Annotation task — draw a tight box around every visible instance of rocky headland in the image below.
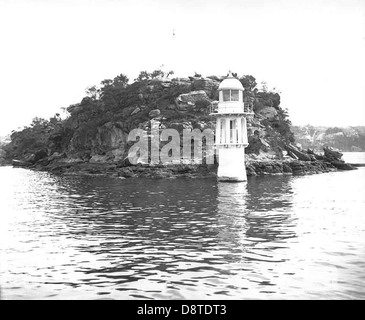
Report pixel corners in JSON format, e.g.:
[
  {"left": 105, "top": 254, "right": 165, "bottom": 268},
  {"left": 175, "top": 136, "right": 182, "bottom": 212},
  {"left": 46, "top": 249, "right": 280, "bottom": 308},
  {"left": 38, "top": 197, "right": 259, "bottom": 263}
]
[
  {"left": 9, "top": 144, "right": 354, "bottom": 179},
  {"left": 2, "top": 70, "right": 357, "bottom": 177}
]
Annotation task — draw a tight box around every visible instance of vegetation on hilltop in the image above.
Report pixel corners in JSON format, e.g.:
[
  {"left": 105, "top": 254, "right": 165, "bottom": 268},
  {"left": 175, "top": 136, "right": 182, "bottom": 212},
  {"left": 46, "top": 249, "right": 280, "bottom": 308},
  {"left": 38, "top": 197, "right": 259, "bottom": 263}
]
[{"left": 4, "top": 69, "right": 295, "bottom": 164}]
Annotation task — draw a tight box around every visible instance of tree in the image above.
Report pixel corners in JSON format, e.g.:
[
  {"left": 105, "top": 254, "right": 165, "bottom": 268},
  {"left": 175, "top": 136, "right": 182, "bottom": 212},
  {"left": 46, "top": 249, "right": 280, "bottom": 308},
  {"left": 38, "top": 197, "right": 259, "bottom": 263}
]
[
  {"left": 98, "top": 73, "right": 129, "bottom": 108},
  {"left": 100, "top": 79, "right": 113, "bottom": 87},
  {"left": 135, "top": 71, "right": 150, "bottom": 82},
  {"left": 166, "top": 70, "right": 174, "bottom": 78},
  {"left": 239, "top": 75, "right": 257, "bottom": 91},
  {"left": 150, "top": 69, "right": 165, "bottom": 79},
  {"left": 134, "top": 69, "right": 172, "bottom": 82},
  {"left": 112, "top": 73, "right": 129, "bottom": 87},
  {"left": 30, "top": 117, "right": 49, "bottom": 128},
  {"left": 85, "top": 85, "right": 100, "bottom": 100}
]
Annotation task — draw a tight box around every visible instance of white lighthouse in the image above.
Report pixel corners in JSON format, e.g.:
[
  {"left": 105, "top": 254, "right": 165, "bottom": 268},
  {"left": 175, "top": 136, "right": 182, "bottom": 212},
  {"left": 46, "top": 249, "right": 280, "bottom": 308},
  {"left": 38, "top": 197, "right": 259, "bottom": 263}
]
[{"left": 211, "top": 73, "right": 254, "bottom": 181}]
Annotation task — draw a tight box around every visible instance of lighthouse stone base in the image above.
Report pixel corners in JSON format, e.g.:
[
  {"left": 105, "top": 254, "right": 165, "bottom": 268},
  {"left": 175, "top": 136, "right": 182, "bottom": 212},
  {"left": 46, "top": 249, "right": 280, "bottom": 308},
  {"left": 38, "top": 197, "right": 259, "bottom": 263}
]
[{"left": 217, "top": 148, "right": 247, "bottom": 182}]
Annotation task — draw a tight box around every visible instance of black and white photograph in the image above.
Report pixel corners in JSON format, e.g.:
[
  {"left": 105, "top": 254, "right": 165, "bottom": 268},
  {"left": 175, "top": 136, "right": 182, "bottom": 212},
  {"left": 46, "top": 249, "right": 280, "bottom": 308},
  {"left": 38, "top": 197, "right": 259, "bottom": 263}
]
[{"left": 0, "top": 0, "right": 364, "bottom": 303}]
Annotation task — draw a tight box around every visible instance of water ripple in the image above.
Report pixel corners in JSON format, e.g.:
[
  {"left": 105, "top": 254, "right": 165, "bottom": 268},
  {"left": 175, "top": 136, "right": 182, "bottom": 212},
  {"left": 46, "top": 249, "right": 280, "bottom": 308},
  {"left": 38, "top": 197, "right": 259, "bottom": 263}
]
[{"left": 1, "top": 166, "right": 365, "bottom": 299}]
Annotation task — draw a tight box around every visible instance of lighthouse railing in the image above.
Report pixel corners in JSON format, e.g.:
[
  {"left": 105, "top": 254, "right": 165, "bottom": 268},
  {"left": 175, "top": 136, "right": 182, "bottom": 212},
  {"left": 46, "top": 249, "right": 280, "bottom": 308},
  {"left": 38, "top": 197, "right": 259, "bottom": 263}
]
[{"left": 210, "top": 102, "right": 254, "bottom": 114}]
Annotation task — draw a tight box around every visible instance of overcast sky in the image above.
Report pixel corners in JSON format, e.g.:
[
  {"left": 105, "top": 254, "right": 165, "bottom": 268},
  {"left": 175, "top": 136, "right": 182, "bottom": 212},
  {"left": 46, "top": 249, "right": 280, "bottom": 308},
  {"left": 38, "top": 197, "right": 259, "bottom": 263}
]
[{"left": 0, "top": 0, "right": 364, "bottom": 136}]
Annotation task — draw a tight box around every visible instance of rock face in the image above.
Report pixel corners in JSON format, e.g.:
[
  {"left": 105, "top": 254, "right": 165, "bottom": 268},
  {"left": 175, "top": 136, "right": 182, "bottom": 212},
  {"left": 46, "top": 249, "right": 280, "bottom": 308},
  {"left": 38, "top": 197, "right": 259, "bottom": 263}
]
[
  {"left": 0, "top": 149, "right": 6, "bottom": 157},
  {"left": 26, "top": 149, "right": 48, "bottom": 164},
  {"left": 258, "top": 107, "right": 278, "bottom": 120},
  {"left": 283, "top": 144, "right": 356, "bottom": 171},
  {"left": 192, "top": 77, "right": 220, "bottom": 97},
  {"left": 175, "top": 91, "right": 211, "bottom": 112},
  {"left": 148, "top": 109, "right": 161, "bottom": 118},
  {"left": 0, "top": 148, "right": 7, "bottom": 165},
  {"left": 285, "top": 144, "right": 312, "bottom": 161},
  {"left": 93, "top": 122, "right": 128, "bottom": 162},
  {"left": 130, "top": 107, "right": 141, "bottom": 116},
  {"left": 323, "top": 146, "right": 343, "bottom": 160},
  {"left": 65, "top": 121, "right": 129, "bottom": 163},
  {"left": 171, "top": 77, "right": 192, "bottom": 91},
  {"left": 323, "top": 146, "right": 355, "bottom": 170},
  {"left": 12, "top": 159, "right": 31, "bottom": 167},
  {"left": 89, "top": 155, "right": 111, "bottom": 163}
]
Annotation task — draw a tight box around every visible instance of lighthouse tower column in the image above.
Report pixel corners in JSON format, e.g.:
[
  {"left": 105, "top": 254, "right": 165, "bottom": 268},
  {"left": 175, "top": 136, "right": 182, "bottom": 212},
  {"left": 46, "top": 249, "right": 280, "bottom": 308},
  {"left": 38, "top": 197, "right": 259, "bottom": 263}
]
[{"left": 211, "top": 73, "right": 253, "bottom": 182}]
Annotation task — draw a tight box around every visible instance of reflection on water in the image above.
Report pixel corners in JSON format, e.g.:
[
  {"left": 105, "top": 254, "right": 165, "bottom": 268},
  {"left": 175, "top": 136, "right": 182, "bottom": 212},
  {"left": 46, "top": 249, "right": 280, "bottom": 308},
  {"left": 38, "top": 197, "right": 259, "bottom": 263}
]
[{"left": 0, "top": 166, "right": 365, "bottom": 299}]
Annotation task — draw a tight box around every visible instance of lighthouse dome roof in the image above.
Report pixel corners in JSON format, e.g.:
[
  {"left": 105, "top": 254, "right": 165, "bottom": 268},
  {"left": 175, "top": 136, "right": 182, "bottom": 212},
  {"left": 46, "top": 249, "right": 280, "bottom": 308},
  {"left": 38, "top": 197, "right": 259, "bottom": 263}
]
[{"left": 218, "top": 75, "right": 244, "bottom": 91}]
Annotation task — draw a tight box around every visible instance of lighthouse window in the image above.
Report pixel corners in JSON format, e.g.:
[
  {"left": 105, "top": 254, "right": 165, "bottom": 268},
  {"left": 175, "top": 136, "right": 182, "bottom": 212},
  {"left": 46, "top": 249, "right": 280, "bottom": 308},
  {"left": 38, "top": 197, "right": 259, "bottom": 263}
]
[
  {"left": 231, "top": 90, "right": 239, "bottom": 101},
  {"left": 223, "top": 90, "right": 230, "bottom": 101},
  {"left": 222, "top": 89, "right": 239, "bottom": 101}
]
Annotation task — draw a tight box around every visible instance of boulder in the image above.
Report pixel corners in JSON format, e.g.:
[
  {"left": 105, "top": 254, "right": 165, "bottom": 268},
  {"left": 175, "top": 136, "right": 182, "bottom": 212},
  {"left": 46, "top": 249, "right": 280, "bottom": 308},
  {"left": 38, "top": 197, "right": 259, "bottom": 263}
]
[
  {"left": 89, "top": 155, "right": 110, "bottom": 163},
  {"left": 330, "top": 160, "right": 355, "bottom": 170},
  {"left": 287, "top": 150, "right": 298, "bottom": 160},
  {"left": 192, "top": 77, "right": 219, "bottom": 96},
  {"left": 171, "top": 78, "right": 192, "bottom": 90},
  {"left": 149, "top": 109, "right": 161, "bottom": 118},
  {"left": 307, "top": 148, "right": 324, "bottom": 160},
  {"left": 323, "top": 146, "right": 355, "bottom": 170},
  {"left": 22, "top": 150, "right": 47, "bottom": 164},
  {"left": 150, "top": 77, "right": 172, "bottom": 88},
  {"left": 258, "top": 107, "right": 278, "bottom": 120},
  {"left": 12, "top": 159, "right": 32, "bottom": 167},
  {"left": 285, "top": 144, "right": 312, "bottom": 161},
  {"left": 48, "top": 152, "right": 65, "bottom": 162},
  {"left": 130, "top": 107, "right": 141, "bottom": 116},
  {"left": 24, "top": 153, "right": 36, "bottom": 163},
  {"left": 323, "top": 146, "right": 343, "bottom": 160},
  {"left": 60, "top": 158, "right": 85, "bottom": 164},
  {"left": 245, "top": 164, "right": 257, "bottom": 176},
  {"left": 34, "top": 149, "right": 48, "bottom": 163},
  {"left": 175, "top": 91, "right": 211, "bottom": 112},
  {"left": 282, "top": 163, "right": 293, "bottom": 173}
]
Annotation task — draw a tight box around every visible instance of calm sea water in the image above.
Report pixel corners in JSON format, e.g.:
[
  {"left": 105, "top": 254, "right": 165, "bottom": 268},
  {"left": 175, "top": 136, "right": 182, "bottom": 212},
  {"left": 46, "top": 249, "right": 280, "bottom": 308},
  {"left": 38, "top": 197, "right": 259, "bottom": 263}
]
[{"left": 1, "top": 153, "right": 365, "bottom": 300}]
